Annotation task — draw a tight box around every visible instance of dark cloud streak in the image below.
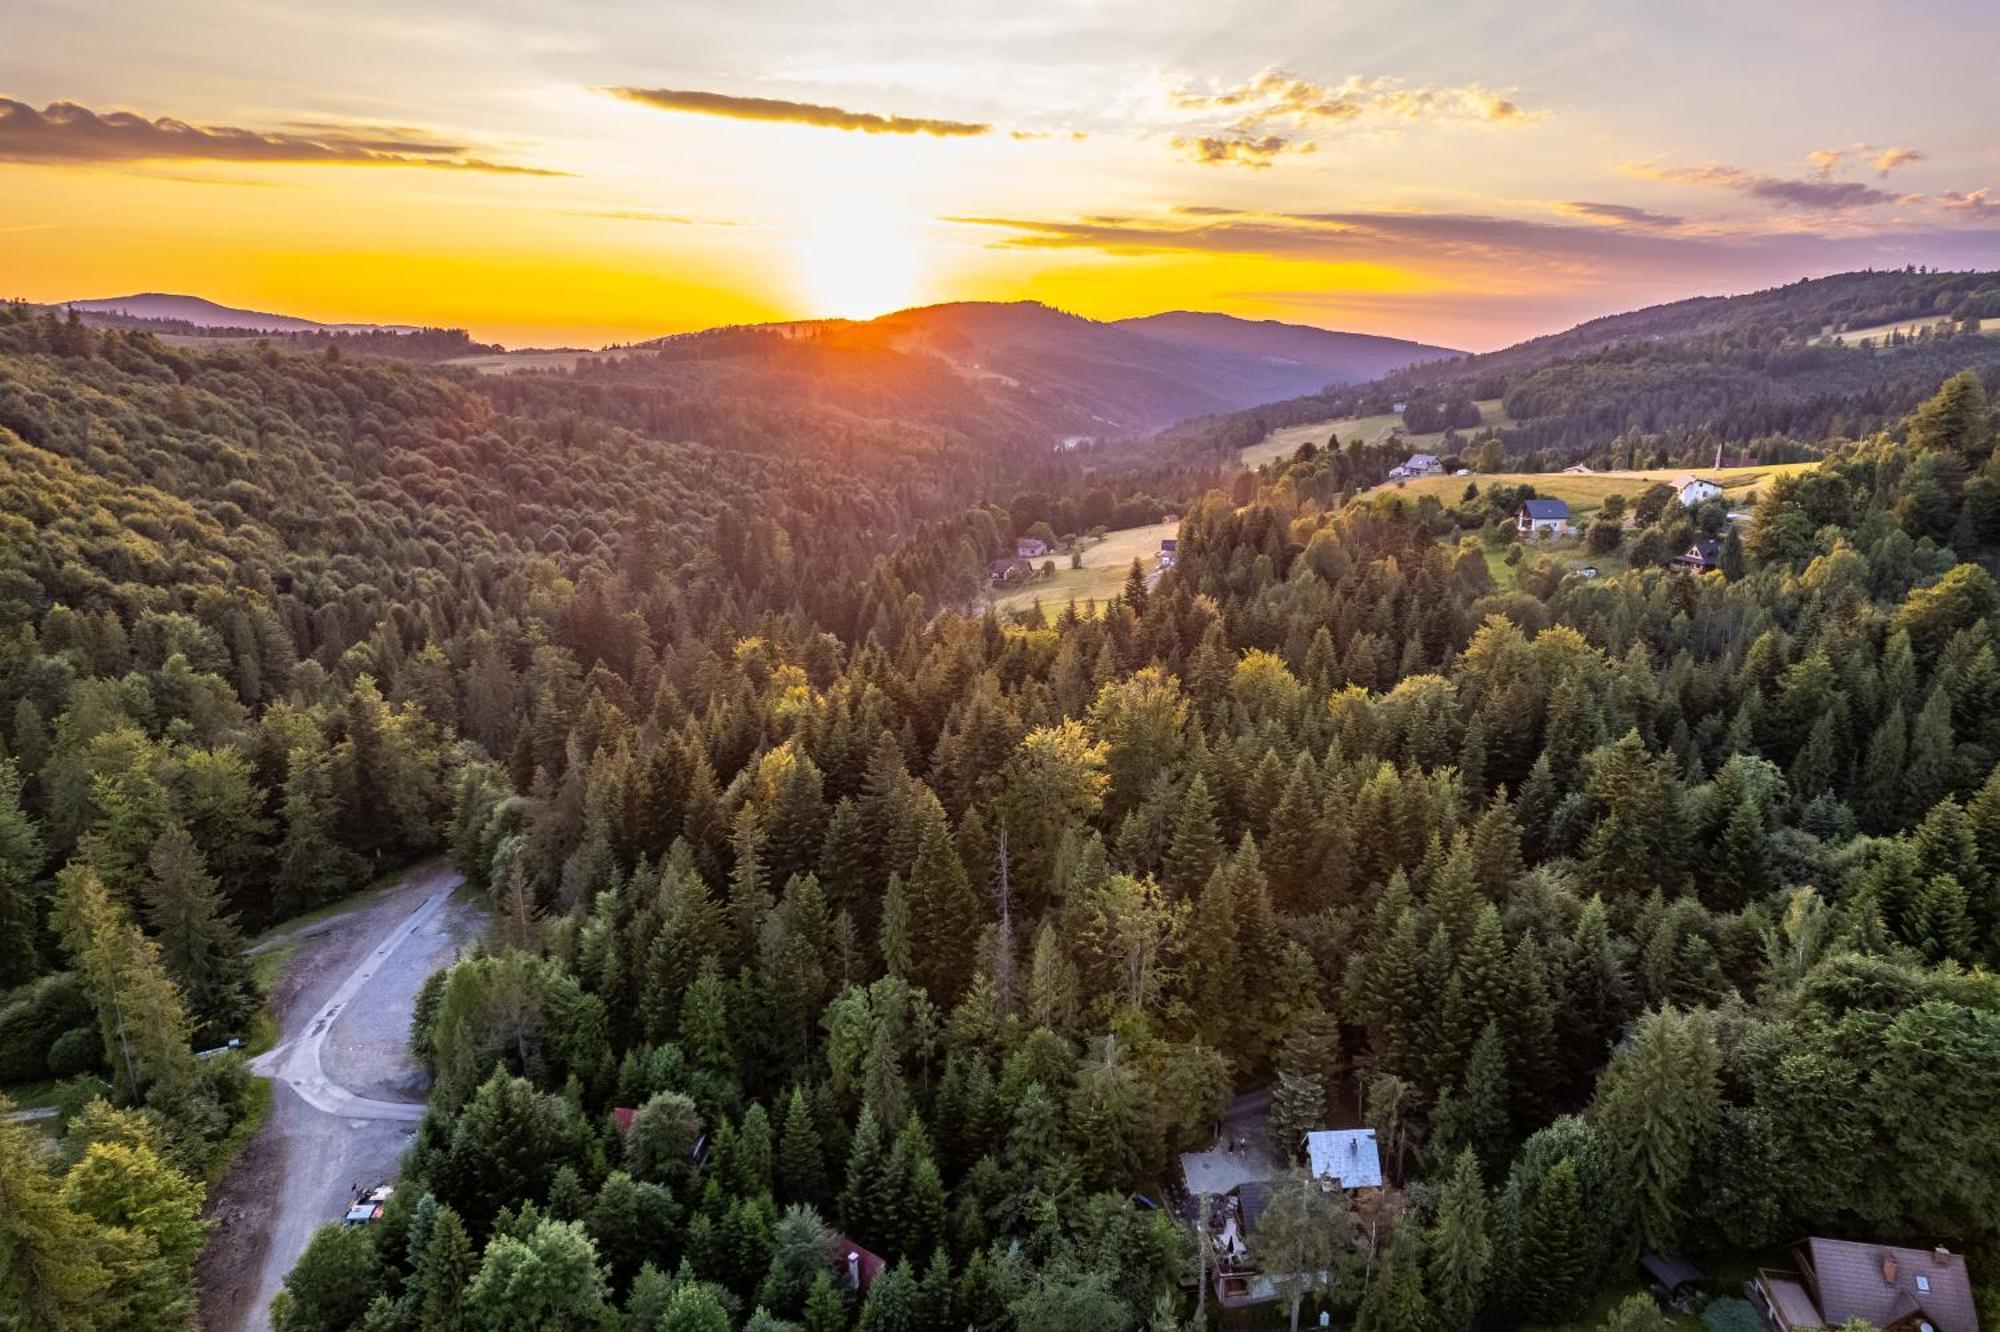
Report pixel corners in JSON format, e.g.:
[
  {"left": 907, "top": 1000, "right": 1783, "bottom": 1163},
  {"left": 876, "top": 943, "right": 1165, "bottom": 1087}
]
[
  {"left": 603, "top": 86, "right": 989, "bottom": 137},
  {"left": 0, "top": 97, "right": 562, "bottom": 173}
]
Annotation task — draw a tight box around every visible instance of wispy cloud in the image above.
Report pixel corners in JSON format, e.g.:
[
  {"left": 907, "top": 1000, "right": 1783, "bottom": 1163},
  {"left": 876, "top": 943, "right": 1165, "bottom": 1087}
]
[
  {"left": 1171, "top": 69, "right": 1540, "bottom": 131},
  {"left": 1629, "top": 160, "right": 1900, "bottom": 210},
  {"left": 0, "top": 97, "right": 561, "bottom": 173},
  {"left": 601, "top": 86, "right": 989, "bottom": 137},
  {"left": 1171, "top": 132, "right": 1311, "bottom": 168},
  {"left": 1937, "top": 188, "right": 2000, "bottom": 219},
  {"left": 1555, "top": 200, "right": 1684, "bottom": 229},
  {"left": 1808, "top": 142, "right": 1925, "bottom": 179}
]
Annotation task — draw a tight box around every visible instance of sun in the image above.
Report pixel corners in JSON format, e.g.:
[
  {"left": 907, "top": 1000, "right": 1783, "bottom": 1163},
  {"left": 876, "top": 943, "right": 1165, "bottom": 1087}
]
[{"left": 792, "top": 210, "right": 924, "bottom": 320}]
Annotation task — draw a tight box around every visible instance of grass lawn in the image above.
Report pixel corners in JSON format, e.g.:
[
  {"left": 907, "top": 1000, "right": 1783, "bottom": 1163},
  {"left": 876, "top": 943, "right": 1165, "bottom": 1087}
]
[
  {"left": 987, "top": 520, "right": 1178, "bottom": 616},
  {"left": 1391, "top": 462, "right": 1816, "bottom": 517},
  {"left": 1241, "top": 399, "right": 1509, "bottom": 468}
]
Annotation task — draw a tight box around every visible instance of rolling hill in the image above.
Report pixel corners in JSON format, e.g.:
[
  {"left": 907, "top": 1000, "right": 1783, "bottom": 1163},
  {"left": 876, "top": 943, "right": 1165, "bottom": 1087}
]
[
  {"left": 1112, "top": 309, "right": 1455, "bottom": 384},
  {"left": 1162, "top": 268, "right": 2000, "bottom": 469},
  {"left": 57, "top": 292, "right": 419, "bottom": 334},
  {"left": 617, "top": 300, "right": 1454, "bottom": 437}
]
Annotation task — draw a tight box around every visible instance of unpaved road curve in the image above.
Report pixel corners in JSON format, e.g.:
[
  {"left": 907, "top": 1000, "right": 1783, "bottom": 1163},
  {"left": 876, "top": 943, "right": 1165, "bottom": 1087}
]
[{"left": 198, "top": 865, "right": 483, "bottom": 1332}]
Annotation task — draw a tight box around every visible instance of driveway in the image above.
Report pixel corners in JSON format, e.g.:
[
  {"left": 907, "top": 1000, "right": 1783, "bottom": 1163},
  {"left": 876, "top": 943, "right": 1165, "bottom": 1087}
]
[{"left": 197, "top": 864, "right": 483, "bottom": 1332}]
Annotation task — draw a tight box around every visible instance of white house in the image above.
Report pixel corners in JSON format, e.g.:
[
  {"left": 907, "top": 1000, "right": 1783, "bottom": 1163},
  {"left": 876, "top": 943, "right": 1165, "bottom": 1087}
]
[
  {"left": 1517, "top": 498, "right": 1571, "bottom": 537},
  {"left": 1670, "top": 474, "right": 1722, "bottom": 508},
  {"left": 1388, "top": 452, "right": 1443, "bottom": 480}
]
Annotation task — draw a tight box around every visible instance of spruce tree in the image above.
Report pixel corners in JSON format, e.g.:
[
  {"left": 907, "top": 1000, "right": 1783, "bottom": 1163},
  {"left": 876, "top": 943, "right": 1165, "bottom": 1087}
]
[
  {"left": 1427, "top": 1149, "right": 1492, "bottom": 1332},
  {"left": 140, "top": 827, "right": 254, "bottom": 1043}
]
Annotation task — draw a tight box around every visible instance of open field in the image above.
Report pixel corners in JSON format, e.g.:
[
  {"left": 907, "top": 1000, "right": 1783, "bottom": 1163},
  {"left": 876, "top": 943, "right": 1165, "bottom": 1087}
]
[
  {"left": 1382, "top": 462, "right": 1817, "bottom": 516},
  {"left": 1814, "top": 315, "right": 2000, "bottom": 346},
  {"left": 1241, "top": 398, "right": 1509, "bottom": 468},
  {"left": 443, "top": 349, "right": 636, "bottom": 374},
  {"left": 987, "top": 520, "right": 1177, "bottom": 615}
]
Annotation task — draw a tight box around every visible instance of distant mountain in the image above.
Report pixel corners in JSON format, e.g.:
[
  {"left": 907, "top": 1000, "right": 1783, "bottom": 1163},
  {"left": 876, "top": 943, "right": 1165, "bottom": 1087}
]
[
  {"left": 1113, "top": 310, "right": 1456, "bottom": 384},
  {"left": 627, "top": 300, "right": 1452, "bottom": 435},
  {"left": 59, "top": 293, "right": 417, "bottom": 334},
  {"left": 1161, "top": 268, "right": 2000, "bottom": 466}
]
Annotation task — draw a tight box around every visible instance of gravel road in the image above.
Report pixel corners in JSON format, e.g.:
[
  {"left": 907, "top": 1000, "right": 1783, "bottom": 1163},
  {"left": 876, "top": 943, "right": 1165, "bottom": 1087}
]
[{"left": 197, "top": 865, "right": 483, "bottom": 1332}]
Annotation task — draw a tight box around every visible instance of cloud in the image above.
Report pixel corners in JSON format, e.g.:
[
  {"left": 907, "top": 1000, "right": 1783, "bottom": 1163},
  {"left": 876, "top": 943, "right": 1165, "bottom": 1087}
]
[
  {"left": 1171, "top": 132, "right": 1311, "bottom": 168},
  {"left": 0, "top": 97, "right": 561, "bottom": 173},
  {"left": 1556, "top": 200, "right": 1684, "bottom": 228},
  {"left": 1808, "top": 142, "right": 1925, "bottom": 179},
  {"left": 602, "top": 86, "right": 989, "bottom": 137},
  {"left": 943, "top": 207, "right": 1716, "bottom": 270},
  {"left": 1170, "top": 69, "right": 1540, "bottom": 131},
  {"left": 1937, "top": 188, "right": 1999, "bottom": 219},
  {"left": 1631, "top": 161, "right": 1899, "bottom": 210},
  {"left": 1872, "top": 146, "right": 1923, "bottom": 175}
]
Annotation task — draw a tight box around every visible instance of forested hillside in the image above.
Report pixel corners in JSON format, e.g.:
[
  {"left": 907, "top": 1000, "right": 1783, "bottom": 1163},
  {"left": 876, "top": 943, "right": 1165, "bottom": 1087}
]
[
  {"left": 3, "top": 296, "right": 2000, "bottom": 1332},
  {"left": 1168, "top": 269, "right": 2000, "bottom": 471}
]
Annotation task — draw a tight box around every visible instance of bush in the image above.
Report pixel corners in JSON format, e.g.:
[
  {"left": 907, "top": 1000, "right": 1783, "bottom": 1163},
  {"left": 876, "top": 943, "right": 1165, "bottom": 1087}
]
[
  {"left": 46, "top": 1027, "right": 100, "bottom": 1078},
  {"left": 1701, "top": 1297, "right": 1766, "bottom": 1332},
  {"left": 0, "top": 973, "right": 95, "bottom": 1081}
]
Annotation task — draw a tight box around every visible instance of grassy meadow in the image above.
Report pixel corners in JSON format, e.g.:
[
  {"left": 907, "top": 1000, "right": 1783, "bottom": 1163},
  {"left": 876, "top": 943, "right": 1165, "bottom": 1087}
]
[
  {"left": 986, "top": 520, "right": 1178, "bottom": 615},
  {"left": 1240, "top": 399, "right": 1510, "bottom": 468}
]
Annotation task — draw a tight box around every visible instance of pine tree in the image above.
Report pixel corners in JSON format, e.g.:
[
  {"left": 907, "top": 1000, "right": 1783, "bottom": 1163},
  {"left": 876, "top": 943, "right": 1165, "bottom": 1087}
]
[
  {"left": 778, "top": 1087, "right": 829, "bottom": 1208},
  {"left": 0, "top": 758, "right": 46, "bottom": 988},
  {"left": 0, "top": 1099, "right": 110, "bottom": 1331},
  {"left": 905, "top": 808, "right": 979, "bottom": 1005},
  {"left": 1427, "top": 1149, "right": 1492, "bottom": 1332},
  {"left": 839, "top": 1107, "right": 890, "bottom": 1248},
  {"left": 1162, "top": 775, "right": 1223, "bottom": 898},
  {"left": 1512, "top": 1158, "right": 1588, "bottom": 1322},
  {"left": 53, "top": 865, "right": 196, "bottom": 1099},
  {"left": 140, "top": 827, "right": 254, "bottom": 1043},
  {"left": 877, "top": 873, "right": 912, "bottom": 980},
  {"left": 1589, "top": 1007, "right": 1719, "bottom": 1253}
]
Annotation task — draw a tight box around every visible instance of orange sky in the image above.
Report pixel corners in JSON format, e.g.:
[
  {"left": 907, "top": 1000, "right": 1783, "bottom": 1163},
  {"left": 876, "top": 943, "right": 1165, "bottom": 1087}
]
[{"left": 6, "top": 0, "right": 2000, "bottom": 350}]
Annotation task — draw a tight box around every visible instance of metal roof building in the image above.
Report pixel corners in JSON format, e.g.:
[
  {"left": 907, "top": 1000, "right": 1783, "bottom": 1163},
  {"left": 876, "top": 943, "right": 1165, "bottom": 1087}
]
[{"left": 1303, "top": 1128, "right": 1383, "bottom": 1190}]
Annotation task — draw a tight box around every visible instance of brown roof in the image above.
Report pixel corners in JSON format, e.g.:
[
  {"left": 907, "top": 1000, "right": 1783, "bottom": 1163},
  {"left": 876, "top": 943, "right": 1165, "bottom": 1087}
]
[{"left": 1800, "top": 1238, "right": 1979, "bottom": 1332}]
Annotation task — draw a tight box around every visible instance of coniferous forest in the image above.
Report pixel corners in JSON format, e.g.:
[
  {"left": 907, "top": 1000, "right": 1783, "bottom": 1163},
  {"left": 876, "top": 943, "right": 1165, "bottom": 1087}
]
[{"left": 2, "top": 290, "right": 2000, "bottom": 1332}]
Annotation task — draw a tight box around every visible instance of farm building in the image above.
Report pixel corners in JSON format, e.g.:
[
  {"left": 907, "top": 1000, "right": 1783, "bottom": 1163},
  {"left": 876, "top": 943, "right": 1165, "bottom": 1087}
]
[
  {"left": 1671, "top": 473, "right": 1723, "bottom": 507},
  {"left": 989, "top": 556, "right": 1034, "bottom": 585},
  {"left": 1754, "top": 1239, "right": 1977, "bottom": 1332},
  {"left": 1388, "top": 452, "right": 1443, "bottom": 480},
  {"left": 1516, "top": 498, "right": 1570, "bottom": 537}
]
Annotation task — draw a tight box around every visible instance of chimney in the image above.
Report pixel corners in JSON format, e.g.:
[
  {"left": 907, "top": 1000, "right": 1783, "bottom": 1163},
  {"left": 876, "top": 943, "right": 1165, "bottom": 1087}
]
[
  {"left": 847, "top": 1251, "right": 860, "bottom": 1288},
  {"left": 1882, "top": 1254, "right": 1898, "bottom": 1283},
  {"left": 1934, "top": 1245, "right": 1951, "bottom": 1266}
]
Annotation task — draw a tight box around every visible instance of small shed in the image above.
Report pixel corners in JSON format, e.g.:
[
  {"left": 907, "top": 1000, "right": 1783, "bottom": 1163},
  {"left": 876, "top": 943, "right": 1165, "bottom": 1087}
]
[{"left": 1640, "top": 1252, "right": 1704, "bottom": 1300}]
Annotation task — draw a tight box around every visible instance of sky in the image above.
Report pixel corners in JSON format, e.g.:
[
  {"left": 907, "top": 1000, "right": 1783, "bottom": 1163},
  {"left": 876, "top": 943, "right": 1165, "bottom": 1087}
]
[{"left": 6, "top": 0, "right": 2000, "bottom": 351}]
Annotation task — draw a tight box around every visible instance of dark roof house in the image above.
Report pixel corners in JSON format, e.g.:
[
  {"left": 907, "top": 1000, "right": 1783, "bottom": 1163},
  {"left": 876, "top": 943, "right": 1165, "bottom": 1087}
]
[
  {"left": 832, "top": 1234, "right": 887, "bottom": 1296},
  {"left": 1674, "top": 537, "right": 1722, "bottom": 570},
  {"left": 1756, "top": 1239, "right": 1978, "bottom": 1332}
]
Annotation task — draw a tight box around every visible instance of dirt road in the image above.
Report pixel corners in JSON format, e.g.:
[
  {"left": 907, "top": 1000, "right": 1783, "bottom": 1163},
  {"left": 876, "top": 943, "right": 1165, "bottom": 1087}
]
[{"left": 197, "top": 864, "right": 483, "bottom": 1332}]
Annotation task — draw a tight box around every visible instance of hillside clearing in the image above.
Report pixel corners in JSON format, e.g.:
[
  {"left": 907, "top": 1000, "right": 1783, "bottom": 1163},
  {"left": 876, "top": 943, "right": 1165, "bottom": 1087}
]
[
  {"left": 987, "top": 520, "right": 1177, "bottom": 615},
  {"left": 1241, "top": 399, "right": 1509, "bottom": 467},
  {"left": 1814, "top": 315, "right": 2000, "bottom": 346},
  {"left": 1382, "top": 462, "right": 1817, "bottom": 515}
]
